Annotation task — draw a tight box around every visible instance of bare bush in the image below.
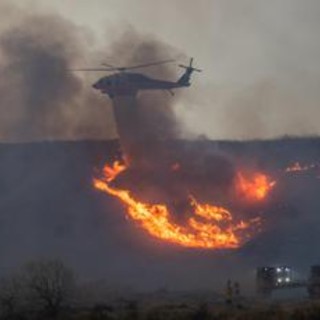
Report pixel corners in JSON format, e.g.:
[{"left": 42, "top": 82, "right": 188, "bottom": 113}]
[
  {"left": 0, "top": 274, "right": 26, "bottom": 320},
  {"left": 22, "top": 259, "right": 76, "bottom": 317}
]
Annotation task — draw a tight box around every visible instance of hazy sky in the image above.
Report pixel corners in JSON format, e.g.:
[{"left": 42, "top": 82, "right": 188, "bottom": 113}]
[{"left": 3, "top": 0, "right": 320, "bottom": 140}]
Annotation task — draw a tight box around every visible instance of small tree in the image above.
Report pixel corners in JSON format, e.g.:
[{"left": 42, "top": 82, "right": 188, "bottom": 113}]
[
  {"left": 23, "top": 259, "right": 75, "bottom": 317},
  {"left": 0, "top": 274, "right": 26, "bottom": 320}
]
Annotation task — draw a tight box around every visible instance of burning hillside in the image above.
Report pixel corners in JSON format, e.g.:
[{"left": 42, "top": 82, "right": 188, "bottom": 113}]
[
  {"left": 93, "top": 136, "right": 319, "bottom": 251},
  {"left": 93, "top": 154, "right": 277, "bottom": 249}
]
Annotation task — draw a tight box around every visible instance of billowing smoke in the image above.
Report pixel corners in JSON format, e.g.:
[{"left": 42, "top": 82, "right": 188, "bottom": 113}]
[
  {"left": 101, "top": 29, "right": 186, "bottom": 147},
  {"left": 98, "top": 34, "right": 240, "bottom": 217},
  {"left": 1, "top": 1, "right": 320, "bottom": 142},
  {"left": 0, "top": 6, "right": 187, "bottom": 144},
  {"left": 0, "top": 6, "right": 116, "bottom": 141}
]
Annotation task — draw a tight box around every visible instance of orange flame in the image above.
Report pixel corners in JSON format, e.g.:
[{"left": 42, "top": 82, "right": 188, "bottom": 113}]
[
  {"left": 102, "top": 160, "right": 126, "bottom": 182},
  {"left": 236, "top": 172, "right": 276, "bottom": 202},
  {"left": 93, "top": 162, "right": 262, "bottom": 249}
]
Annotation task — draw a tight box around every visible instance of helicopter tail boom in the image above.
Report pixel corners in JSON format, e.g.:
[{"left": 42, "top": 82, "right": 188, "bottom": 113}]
[{"left": 177, "top": 58, "right": 201, "bottom": 86}]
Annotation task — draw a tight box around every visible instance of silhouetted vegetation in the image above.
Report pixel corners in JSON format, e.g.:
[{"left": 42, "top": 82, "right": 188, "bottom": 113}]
[
  {"left": 0, "top": 259, "right": 75, "bottom": 319},
  {"left": 2, "top": 259, "right": 320, "bottom": 319}
]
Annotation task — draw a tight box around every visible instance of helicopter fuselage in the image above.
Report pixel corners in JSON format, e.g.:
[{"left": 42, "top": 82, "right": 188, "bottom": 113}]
[{"left": 92, "top": 72, "right": 190, "bottom": 98}]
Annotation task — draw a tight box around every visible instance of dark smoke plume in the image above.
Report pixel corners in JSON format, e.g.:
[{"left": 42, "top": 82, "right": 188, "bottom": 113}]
[
  {"left": 0, "top": 10, "right": 116, "bottom": 141},
  {"left": 0, "top": 12, "right": 187, "bottom": 144},
  {"left": 95, "top": 30, "right": 240, "bottom": 216},
  {"left": 89, "top": 30, "right": 243, "bottom": 222},
  {"left": 104, "top": 28, "right": 186, "bottom": 140}
]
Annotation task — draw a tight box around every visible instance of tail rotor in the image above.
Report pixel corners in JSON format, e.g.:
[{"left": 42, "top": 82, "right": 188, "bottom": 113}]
[
  {"left": 177, "top": 58, "right": 202, "bottom": 86},
  {"left": 179, "top": 58, "right": 202, "bottom": 73}
]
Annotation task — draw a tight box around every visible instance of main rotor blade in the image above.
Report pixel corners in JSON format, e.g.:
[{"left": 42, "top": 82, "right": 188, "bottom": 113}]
[
  {"left": 72, "top": 68, "right": 116, "bottom": 72},
  {"left": 72, "top": 59, "right": 175, "bottom": 72},
  {"left": 178, "top": 64, "right": 202, "bottom": 72},
  {"left": 121, "top": 59, "right": 175, "bottom": 70}
]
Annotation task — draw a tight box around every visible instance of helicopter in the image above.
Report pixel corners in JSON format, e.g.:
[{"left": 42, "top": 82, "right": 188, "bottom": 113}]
[{"left": 76, "top": 58, "right": 201, "bottom": 98}]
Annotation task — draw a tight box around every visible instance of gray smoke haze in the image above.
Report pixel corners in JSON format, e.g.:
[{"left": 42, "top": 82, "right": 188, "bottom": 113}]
[
  {"left": 0, "top": 4, "right": 116, "bottom": 141},
  {"left": 176, "top": 0, "right": 320, "bottom": 139},
  {"left": 0, "top": 3, "right": 188, "bottom": 142},
  {"left": 96, "top": 0, "right": 320, "bottom": 140},
  {"left": 2, "top": 0, "right": 320, "bottom": 141}
]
